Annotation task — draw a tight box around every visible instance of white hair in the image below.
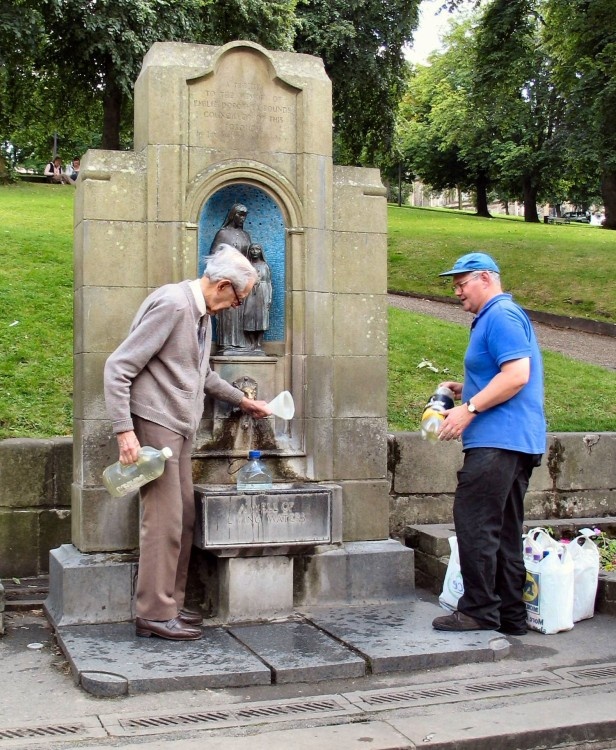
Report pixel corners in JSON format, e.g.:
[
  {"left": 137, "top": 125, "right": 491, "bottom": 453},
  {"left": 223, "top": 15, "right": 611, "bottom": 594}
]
[{"left": 204, "top": 244, "right": 257, "bottom": 289}]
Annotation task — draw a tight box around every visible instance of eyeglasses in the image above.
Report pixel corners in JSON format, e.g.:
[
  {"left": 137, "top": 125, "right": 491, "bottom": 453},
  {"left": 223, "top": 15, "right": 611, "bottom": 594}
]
[
  {"left": 452, "top": 273, "right": 481, "bottom": 293},
  {"left": 229, "top": 282, "right": 244, "bottom": 306}
]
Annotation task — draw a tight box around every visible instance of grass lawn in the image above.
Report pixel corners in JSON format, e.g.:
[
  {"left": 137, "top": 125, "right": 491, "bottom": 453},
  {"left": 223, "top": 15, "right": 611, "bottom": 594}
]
[
  {"left": 0, "top": 183, "right": 74, "bottom": 437},
  {"left": 388, "top": 206, "right": 616, "bottom": 323},
  {"left": 389, "top": 308, "right": 616, "bottom": 433},
  {"left": 0, "top": 184, "right": 614, "bottom": 437}
]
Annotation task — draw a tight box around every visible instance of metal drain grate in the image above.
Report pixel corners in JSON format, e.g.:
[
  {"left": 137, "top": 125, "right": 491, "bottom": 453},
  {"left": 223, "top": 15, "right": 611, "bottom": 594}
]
[
  {"left": 556, "top": 662, "right": 616, "bottom": 686},
  {"left": 361, "top": 686, "right": 459, "bottom": 705},
  {"left": 103, "top": 696, "right": 360, "bottom": 737},
  {"left": 0, "top": 724, "right": 84, "bottom": 741},
  {"left": 465, "top": 676, "right": 555, "bottom": 693},
  {"left": 346, "top": 672, "right": 562, "bottom": 711},
  {"left": 0, "top": 719, "right": 106, "bottom": 746}
]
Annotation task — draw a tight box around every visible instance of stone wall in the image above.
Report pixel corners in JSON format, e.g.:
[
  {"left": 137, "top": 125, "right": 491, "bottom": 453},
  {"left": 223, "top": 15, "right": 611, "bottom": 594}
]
[
  {"left": 0, "top": 438, "right": 72, "bottom": 578},
  {"left": 0, "top": 432, "right": 614, "bottom": 578},
  {"left": 389, "top": 432, "right": 616, "bottom": 537}
]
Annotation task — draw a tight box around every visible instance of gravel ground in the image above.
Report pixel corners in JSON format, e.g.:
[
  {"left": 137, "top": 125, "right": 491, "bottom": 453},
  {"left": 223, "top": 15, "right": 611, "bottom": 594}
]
[{"left": 388, "top": 294, "right": 616, "bottom": 372}]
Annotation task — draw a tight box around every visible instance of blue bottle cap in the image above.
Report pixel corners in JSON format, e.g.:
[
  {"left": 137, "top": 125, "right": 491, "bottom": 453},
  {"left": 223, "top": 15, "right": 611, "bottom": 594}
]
[{"left": 248, "top": 450, "right": 261, "bottom": 459}]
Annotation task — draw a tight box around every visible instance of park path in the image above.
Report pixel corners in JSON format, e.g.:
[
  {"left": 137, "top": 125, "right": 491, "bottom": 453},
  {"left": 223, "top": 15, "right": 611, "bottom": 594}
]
[{"left": 388, "top": 294, "right": 616, "bottom": 372}]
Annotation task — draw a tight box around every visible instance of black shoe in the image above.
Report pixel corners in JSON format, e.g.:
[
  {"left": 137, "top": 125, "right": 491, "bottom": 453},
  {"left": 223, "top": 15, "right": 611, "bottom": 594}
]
[
  {"left": 498, "top": 622, "right": 528, "bottom": 636},
  {"left": 135, "top": 616, "right": 202, "bottom": 640},
  {"left": 432, "top": 611, "right": 494, "bottom": 632}
]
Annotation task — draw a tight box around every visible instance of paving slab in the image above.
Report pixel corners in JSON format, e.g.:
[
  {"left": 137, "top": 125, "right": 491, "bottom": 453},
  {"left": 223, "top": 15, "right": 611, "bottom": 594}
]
[
  {"left": 51, "top": 721, "right": 414, "bottom": 750},
  {"left": 56, "top": 623, "right": 271, "bottom": 696},
  {"left": 229, "top": 621, "right": 366, "bottom": 683},
  {"left": 388, "top": 688, "right": 616, "bottom": 750},
  {"left": 302, "top": 601, "right": 510, "bottom": 673}
]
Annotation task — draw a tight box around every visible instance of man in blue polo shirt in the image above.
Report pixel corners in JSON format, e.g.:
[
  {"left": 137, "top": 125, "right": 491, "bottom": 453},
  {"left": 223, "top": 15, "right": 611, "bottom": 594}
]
[{"left": 432, "top": 252, "right": 546, "bottom": 635}]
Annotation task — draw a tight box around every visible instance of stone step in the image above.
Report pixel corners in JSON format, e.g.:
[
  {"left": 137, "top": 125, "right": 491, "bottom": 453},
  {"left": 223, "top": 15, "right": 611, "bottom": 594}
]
[
  {"left": 403, "top": 519, "right": 616, "bottom": 616},
  {"left": 1, "top": 576, "right": 49, "bottom": 611}
]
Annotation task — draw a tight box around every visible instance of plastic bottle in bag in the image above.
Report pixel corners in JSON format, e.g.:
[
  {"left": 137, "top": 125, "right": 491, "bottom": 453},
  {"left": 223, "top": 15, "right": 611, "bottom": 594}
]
[
  {"left": 420, "top": 386, "right": 455, "bottom": 441},
  {"left": 102, "top": 446, "right": 173, "bottom": 497},
  {"left": 236, "top": 450, "right": 273, "bottom": 493}
]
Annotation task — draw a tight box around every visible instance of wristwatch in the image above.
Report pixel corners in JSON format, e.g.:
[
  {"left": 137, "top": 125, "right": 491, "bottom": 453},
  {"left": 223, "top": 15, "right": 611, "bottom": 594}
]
[{"left": 466, "top": 401, "right": 479, "bottom": 414}]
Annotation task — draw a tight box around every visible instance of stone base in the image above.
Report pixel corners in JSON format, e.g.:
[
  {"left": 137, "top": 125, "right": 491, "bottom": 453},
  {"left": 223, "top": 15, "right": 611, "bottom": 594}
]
[
  {"left": 45, "top": 539, "right": 415, "bottom": 626},
  {"left": 44, "top": 544, "right": 138, "bottom": 627},
  {"left": 218, "top": 556, "right": 293, "bottom": 622},
  {"left": 294, "top": 539, "right": 415, "bottom": 606}
]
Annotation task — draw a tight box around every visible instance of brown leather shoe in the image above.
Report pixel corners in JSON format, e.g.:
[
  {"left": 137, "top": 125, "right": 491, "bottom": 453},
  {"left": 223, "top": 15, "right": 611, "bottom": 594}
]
[
  {"left": 178, "top": 608, "right": 203, "bottom": 626},
  {"left": 135, "top": 616, "right": 202, "bottom": 640},
  {"left": 432, "top": 610, "right": 494, "bottom": 632}
]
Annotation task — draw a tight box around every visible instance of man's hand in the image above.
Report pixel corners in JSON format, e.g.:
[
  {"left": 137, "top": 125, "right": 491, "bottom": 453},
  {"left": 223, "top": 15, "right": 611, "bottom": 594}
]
[
  {"left": 117, "top": 430, "right": 141, "bottom": 465},
  {"left": 438, "top": 404, "right": 475, "bottom": 441},
  {"left": 438, "top": 381, "right": 463, "bottom": 400},
  {"left": 239, "top": 397, "right": 272, "bottom": 419}
]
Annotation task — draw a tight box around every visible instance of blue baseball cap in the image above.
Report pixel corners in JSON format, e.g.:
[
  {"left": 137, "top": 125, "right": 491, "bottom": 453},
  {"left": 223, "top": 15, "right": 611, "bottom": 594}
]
[{"left": 438, "top": 252, "right": 500, "bottom": 277}]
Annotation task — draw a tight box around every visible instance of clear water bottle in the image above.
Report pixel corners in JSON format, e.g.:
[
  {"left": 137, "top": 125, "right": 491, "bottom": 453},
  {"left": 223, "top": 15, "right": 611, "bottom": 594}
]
[
  {"left": 236, "top": 450, "right": 273, "bottom": 493},
  {"left": 420, "top": 386, "right": 455, "bottom": 441},
  {"left": 102, "top": 446, "right": 173, "bottom": 497}
]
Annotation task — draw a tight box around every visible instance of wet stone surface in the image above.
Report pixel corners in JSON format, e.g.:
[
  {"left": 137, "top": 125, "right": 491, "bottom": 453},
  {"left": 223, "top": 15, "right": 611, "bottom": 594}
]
[
  {"left": 56, "top": 623, "right": 271, "bottom": 695},
  {"left": 230, "top": 620, "right": 366, "bottom": 683},
  {"left": 302, "top": 601, "right": 510, "bottom": 673}
]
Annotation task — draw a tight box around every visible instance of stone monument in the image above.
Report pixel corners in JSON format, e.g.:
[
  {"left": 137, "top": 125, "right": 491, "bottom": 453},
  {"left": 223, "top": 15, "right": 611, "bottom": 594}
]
[{"left": 46, "top": 40, "right": 412, "bottom": 627}]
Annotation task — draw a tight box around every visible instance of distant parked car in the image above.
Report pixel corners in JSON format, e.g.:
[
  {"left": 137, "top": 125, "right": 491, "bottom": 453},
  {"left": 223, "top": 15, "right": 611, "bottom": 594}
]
[{"left": 562, "top": 211, "right": 590, "bottom": 223}]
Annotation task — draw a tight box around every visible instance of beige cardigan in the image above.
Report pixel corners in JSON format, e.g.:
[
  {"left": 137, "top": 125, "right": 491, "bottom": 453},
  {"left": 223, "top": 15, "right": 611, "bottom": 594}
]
[{"left": 104, "top": 281, "right": 244, "bottom": 438}]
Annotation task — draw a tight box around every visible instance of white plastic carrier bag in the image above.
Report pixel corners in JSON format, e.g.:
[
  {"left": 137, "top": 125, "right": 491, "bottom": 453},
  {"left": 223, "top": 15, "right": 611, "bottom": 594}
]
[
  {"left": 568, "top": 529, "right": 600, "bottom": 622},
  {"left": 439, "top": 535, "right": 464, "bottom": 611},
  {"left": 523, "top": 528, "right": 574, "bottom": 634}
]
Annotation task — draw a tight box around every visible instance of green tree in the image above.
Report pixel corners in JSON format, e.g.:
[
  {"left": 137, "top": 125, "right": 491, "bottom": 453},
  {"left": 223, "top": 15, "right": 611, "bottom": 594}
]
[
  {"left": 436, "top": 0, "right": 615, "bottom": 226},
  {"left": 544, "top": 0, "right": 616, "bottom": 228},
  {"left": 473, "top": 0, "right": 565, "bottom": 222},
  {"left": 397, "top": 57, "right": 478, "bottom": 210},
  {"left": 2, "top": 0, "right": 420, "bottom": 168},
  {"left": 294, "top": 0, "right": 420, "bottom": 165},
  {"left": 397, "top": 15, "right": 502, "bottom": 217},
  {"left": 400, "top": 0, "right": 568, "bottom": 221}
]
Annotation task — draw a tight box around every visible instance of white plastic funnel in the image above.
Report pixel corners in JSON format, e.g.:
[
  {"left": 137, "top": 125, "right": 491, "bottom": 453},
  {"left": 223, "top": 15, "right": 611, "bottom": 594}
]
[{"left": 267, "top": 390, "right": 295, "bottom": 420}]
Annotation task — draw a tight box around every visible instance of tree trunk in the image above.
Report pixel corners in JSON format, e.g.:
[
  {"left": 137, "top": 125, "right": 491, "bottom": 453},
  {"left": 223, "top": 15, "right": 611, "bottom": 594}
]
[
  {"left": 101, "top": 71, "right": 122, "bottom": 150},
  {"left": 475, "top": 172, "right": 491, "bottom": 218},
  {"left": 601, "top": 171, "right": 616, "bottom": 230},
  {"left": 522, "top": 177, "right": 540, "bottom": 222},
  {"left": 0, "top": 153, "right": 10, "bottom": 184}
]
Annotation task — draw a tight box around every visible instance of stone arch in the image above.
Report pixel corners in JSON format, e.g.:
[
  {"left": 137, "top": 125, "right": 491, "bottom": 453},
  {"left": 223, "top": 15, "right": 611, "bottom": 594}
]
[{"left": 185, "top": 161, "right": 305, "bottom": 352}]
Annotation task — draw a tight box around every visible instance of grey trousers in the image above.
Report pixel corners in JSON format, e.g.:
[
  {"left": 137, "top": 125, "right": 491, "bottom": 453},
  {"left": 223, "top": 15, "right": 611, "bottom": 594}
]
[{"left": 132, "top": 416, "right": 194, "bottom": 621}]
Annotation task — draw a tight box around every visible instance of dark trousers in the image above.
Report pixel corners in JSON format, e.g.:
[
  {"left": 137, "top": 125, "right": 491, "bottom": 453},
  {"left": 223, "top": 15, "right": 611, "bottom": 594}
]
[
  {"left": 454, "top": 448, "right": 539, "bottom": 629},
  {"left": 132, "top": 416, "right": 195, "bottom": 621}
]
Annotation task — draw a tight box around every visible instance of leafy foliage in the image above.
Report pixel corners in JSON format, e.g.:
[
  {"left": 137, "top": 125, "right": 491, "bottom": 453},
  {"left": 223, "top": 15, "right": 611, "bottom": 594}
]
[
  {"left": 294, "top": 0, "right": 420, "bottom": 165},
  {"left": 543, "top": 0, "right": 616, "bottom": 227},
  {"left": 0, "top": 0, "right": 421, "bottom": 167}
]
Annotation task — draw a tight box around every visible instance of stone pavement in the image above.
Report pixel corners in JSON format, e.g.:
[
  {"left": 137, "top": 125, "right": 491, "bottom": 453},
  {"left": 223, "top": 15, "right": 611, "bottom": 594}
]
[{"left": 2, "top": 589, "right": 616, "bottom": 750}]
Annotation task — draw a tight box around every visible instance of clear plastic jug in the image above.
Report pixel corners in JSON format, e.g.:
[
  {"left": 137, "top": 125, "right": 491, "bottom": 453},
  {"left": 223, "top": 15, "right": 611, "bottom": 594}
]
[
  {"left": 420, "top": 386, "right": 455, "bottom": 441},
  {"left": 102, "top": 446, "right": 173, "bottom": 497}
]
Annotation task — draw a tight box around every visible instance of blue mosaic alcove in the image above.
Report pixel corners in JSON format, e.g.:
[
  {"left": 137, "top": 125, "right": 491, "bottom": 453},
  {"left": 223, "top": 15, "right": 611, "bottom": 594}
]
[{"left": 198, "top": 185, "right": 286, "bottom": 341}]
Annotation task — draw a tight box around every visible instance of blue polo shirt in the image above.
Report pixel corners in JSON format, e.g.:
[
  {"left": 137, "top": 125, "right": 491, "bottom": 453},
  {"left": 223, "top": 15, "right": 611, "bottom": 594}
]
[{"left": 461, "top": 294, "right": 546, "bottom": 454}]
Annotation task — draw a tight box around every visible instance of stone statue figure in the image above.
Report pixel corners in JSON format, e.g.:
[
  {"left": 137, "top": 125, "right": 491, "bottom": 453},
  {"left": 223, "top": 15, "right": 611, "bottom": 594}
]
[
  {"left": 243, "top": 244, "right": 272, "bottom": 353},
  {"left": 209, "top": 203, "right": 252, "bottom": 352}
]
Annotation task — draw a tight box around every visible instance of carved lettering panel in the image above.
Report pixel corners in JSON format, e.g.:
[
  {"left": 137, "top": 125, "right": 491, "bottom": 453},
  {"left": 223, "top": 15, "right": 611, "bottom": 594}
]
[
  {"left": 194, "top": 487, "right": 332, "bottom": 547},
  {"left": 189, "top": 48, "right": 298, "bottom": 153}
]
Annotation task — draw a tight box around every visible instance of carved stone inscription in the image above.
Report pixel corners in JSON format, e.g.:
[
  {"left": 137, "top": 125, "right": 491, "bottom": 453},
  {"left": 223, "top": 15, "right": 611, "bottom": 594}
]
[
  {"left": 188, "top": 48, "right": 298, "bottom": 153},
  {"left": 194, "top": 486, "right": 332, "bottom": 547}
]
